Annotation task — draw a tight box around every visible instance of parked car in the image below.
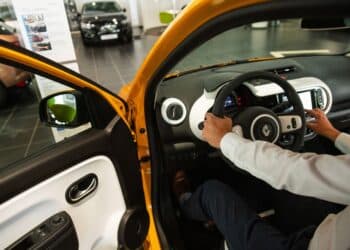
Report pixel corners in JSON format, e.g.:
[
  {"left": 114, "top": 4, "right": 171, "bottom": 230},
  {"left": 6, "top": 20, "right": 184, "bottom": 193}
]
[
  {"left": 0, "top": 20, "right": 19, "bottom": 46},
  {"left": 79, "top": 1, "right": 132, "bottom": 44},
  {"left": 0, "top": 0, "right": 350, "bottom": 249}
]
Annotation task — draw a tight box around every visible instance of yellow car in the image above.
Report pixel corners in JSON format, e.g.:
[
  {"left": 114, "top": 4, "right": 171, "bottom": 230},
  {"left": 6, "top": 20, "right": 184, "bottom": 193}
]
[{"left": 0, "top": 0, "right": 349, "bottom": 249}]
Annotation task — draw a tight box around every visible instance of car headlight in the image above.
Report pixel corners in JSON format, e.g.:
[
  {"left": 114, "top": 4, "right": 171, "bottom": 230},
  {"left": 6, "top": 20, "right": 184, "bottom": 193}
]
[
  {"left": 81, "top": 22, "right": 95, "bottom": 29},
  {"left": 121, "top": 19, "right": 128, "bottom": 25}
]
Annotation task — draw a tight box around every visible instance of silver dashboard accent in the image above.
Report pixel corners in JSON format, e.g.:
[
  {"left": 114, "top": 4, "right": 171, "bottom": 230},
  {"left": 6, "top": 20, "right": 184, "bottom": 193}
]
[
  {"left": 278, "top": 115, "right": 302, "bottom": 133},
  {"left": 161, "top": 98, "right": 187, "bottom": 125},
  {"left": 243, "top": 77, "right": 333, "bottom": 114}
]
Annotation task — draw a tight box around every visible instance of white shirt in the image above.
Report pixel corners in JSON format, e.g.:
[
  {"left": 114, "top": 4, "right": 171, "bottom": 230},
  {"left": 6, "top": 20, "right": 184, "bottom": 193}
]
[{"left": 220, "top": 132, "right": 350, "bottom": 250}]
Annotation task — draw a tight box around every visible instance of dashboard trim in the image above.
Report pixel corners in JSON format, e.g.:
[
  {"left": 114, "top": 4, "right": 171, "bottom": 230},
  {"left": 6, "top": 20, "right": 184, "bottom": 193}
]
[{"left": 189, "top": 76, "right": 332, "bottom": 141}]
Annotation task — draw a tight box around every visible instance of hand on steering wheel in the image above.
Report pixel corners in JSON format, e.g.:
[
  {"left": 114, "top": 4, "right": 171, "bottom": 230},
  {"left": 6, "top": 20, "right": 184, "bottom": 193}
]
[
  {"left": 202, "top": 113, "right": 232, "bottom": 148},
  {"left": 209, "top": 71, "right": 306, "bottom": 151}
]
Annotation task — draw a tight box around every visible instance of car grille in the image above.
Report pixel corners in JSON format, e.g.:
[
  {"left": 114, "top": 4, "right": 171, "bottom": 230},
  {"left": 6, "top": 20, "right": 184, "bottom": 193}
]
[{"left": 93, "top": 21, "right": 119, "bottom": 34}]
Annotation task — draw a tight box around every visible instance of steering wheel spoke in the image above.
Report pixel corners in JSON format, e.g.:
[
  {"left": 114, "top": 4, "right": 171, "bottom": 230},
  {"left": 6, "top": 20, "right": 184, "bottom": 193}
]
[{"left": 278, "top": 114, "right": 303, "bottom": 133}]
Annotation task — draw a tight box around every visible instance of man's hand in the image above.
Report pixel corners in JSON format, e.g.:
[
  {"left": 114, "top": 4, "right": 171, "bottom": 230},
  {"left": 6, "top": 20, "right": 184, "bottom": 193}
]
[
  {"left": 202, "top": 113, "right": 232, "bottom": 148},
  {"left": 306, "top": 109, "right": 340, "bottom": 141}
]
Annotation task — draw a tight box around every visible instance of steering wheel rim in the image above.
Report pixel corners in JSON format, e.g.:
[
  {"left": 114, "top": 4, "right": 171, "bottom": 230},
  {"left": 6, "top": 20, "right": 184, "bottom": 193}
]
[{"left": 212, "top": 71, "right": 306, "bottom": 151}]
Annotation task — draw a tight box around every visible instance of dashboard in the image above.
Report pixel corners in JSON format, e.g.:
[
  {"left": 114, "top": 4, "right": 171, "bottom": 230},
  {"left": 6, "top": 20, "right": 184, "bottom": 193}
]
[{"left": 155, "top": 55, "right": 350, "bottom": 147}]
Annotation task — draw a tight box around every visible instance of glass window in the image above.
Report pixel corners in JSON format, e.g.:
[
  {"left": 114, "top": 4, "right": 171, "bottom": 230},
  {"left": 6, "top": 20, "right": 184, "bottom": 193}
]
[
  {"left": 0, "top": 62, "right": 91, "bottom": 168},
  {"left": 82, "top": 1, "right": 122, "bottom": 14},
  {"left": 170, "top": 18, "right": 350, "bottom": 74}
]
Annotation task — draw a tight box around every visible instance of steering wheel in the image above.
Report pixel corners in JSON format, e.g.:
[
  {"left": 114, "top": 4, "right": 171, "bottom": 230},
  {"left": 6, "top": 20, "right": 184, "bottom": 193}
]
[{"left": 212, "top": 71, "right": 306, "bottom": 151}]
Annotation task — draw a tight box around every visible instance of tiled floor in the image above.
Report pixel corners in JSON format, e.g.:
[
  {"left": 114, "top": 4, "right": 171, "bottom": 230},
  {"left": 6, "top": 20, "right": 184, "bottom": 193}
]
[
  {"left": 0, "top": 84, "right": 55, "bottom": 167},
  {"left": 1, "top": 20, "right": 350, "bottom": 168},
  {"left": 73, "top": 31, "right": 159, "bottom": 93}
]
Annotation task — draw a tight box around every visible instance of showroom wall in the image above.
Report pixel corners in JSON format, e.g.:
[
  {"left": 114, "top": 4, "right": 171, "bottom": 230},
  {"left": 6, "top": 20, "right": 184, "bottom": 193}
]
[{"left": 138, "top": 0, "right": 190, "bottom": 30}]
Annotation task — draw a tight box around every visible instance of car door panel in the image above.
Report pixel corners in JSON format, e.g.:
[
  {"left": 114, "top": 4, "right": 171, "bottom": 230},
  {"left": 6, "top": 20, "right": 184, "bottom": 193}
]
[
  {"left": 1, "top": 114, "right": 148, "bottom": 249},
  {"left": 6, "top": 211, "right": 79, "bottom": 250},
  {"left": 0, "top": 155, "right": 125, "bottom": 249},
  {"left": 0, "top": 42, "right": 148, "bottom": 249}
]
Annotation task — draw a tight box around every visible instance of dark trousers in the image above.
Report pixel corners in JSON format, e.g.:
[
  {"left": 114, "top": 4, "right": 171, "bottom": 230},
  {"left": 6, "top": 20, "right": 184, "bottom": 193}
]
[{"left": 180, "top": 180, "right": 315, "bottom": 250}]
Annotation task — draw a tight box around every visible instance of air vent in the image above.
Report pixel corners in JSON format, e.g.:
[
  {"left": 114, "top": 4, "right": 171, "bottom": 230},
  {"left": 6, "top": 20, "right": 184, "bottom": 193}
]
[
  {"left": 267, "top": 65, "right": 296, "bottom": 75},
  {"left": 161, "top": 98, "right": 187, "bottom": 125}
]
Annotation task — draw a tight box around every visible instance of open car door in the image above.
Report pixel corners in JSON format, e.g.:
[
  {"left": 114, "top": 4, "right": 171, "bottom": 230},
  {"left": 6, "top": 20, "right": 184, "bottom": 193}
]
[{"left": 0, "top": 41, "right": 148, "bottom": 250}]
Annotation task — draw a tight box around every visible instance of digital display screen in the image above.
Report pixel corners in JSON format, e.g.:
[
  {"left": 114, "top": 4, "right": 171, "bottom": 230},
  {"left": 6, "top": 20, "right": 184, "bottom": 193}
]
[{"left": 298, "top": 91, "right": 313, "bottom": 109}]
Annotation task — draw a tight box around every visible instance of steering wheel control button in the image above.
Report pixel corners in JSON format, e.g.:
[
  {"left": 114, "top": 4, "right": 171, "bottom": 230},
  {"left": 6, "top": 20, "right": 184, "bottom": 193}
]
[
  {"left": 251, "top": 115, "right": 280, "bottom": 143},
  {"left": 279, "top": 115, "right": 302, "bottom": 133},
  {"left": 161, "top": 98, "right": 187, "bottom": 125}
]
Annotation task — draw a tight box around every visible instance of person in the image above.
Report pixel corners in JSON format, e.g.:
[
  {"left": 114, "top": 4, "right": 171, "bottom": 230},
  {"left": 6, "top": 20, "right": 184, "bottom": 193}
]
[{"left": 173, "top": 108, "right": 350, "bottom": 250}]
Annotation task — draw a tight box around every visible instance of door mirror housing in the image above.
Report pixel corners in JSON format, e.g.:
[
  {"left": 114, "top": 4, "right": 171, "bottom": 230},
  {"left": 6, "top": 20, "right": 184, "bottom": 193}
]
[{"left": 39, "top": 91, "right": 89, "bottom": 128}]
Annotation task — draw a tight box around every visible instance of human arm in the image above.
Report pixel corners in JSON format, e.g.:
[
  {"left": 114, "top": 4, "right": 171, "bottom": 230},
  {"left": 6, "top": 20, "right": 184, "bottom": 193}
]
[
  {"left": 220, "top": 133, "right": 350, "bottom": 205},
  {"left": 202, "top": 112, "right": 350, "bottom": 205},
  {"left": 306, "top": 109, "right": 350, "bottom": 154}
]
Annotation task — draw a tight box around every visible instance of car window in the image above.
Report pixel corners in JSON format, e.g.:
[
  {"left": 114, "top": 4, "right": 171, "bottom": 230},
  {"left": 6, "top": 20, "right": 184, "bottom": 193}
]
[
  {"left": 82, "top": 1, "right": 122, "bottom": 14},
  {"left": 0, "top": 62, "right": 91, "bottom": 168},
  {"left": 170, "top": 18, "right": 350, "bottom": 74}
]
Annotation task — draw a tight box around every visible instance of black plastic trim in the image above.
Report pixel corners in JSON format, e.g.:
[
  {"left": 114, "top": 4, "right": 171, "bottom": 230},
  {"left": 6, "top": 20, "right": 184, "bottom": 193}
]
[
  {"left": 6, "top": 211, "right": 78, "bottom": 250},
  {"left": 118, "top": 208, "right": 149, "bottom": 249},
  {"left": 65, "top": 173, "right": 98, "bottom": 204}
]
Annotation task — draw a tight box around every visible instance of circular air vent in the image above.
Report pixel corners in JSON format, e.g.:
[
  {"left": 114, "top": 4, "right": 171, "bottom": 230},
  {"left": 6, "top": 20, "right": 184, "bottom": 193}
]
[{"left": 161, "top": 98, "right": 187, "bottom": 125}]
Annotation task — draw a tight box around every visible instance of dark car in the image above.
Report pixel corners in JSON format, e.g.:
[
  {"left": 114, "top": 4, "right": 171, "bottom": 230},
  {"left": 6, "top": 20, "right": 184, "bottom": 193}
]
[{"left": 79, "top": 1, "right": 132, "bottom": 45}]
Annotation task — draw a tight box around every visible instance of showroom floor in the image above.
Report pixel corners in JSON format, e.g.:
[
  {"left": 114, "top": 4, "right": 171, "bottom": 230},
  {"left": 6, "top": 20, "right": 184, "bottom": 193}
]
[
  {"left": 73, "top": 31, "right": 158, "bottom": 93},
  {"left": 1, "top": 21, "right": 350, "bottom": 168}
]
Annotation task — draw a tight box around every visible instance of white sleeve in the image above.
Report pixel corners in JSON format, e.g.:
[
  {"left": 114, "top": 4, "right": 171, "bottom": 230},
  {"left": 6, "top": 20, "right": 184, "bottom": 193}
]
[
  {"left": 335, "top": 133, "right": 350, "bottom": 154},
  {"left": 220, "top": 132, "right": 350, "bottom": 205}
]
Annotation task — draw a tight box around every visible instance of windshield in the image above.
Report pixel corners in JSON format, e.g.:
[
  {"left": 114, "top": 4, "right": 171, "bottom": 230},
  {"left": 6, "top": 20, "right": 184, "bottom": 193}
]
[
  {"left": 171, "top": 19, "right": 350, "bottom": 74},
  {"left": 82, "top": 1, "right": 122, "bottom": 14}
]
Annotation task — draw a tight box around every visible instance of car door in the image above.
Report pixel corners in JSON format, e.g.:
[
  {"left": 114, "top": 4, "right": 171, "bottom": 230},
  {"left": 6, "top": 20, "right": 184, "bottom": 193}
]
[{"left": 0, "top": 41, "right": 148, "bottom": 250}]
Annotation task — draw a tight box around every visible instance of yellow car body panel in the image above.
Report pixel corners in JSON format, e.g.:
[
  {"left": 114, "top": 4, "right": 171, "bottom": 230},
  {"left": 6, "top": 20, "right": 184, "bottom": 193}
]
[
  {"left": 0, "top": 0, "right": 269, "bottom": 248},
  {"left": 119, "top": 0, "right": 267, "bottom": 248}
]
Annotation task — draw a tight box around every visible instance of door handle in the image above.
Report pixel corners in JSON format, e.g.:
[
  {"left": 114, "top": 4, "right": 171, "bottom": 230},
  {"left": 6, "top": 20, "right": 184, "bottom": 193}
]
[{"left": 66, "top": 174, "right": 98, "bottom": 204}]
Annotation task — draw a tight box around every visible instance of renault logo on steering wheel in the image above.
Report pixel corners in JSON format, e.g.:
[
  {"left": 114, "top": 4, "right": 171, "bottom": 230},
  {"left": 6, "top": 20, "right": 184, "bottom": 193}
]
[{"left": 262, "top": 124, "right": 272, "bottom": 137}]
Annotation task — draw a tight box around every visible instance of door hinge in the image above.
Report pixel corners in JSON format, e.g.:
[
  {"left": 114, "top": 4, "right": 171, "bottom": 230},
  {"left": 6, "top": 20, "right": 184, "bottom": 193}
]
[{"left": 127, "top": 101, "right": 137, "bottom": 142}]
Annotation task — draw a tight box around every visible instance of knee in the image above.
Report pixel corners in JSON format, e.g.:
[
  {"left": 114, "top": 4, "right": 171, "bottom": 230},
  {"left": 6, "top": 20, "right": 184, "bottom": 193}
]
[
  {"left": 199, "top": 180, "right": 237, "bottom": 217},
  {"left": 200, "top": 180, "right": 235, "bottom": 203},
  {"left": 202, "top": 180, "right": 228, "bottom": 193}
]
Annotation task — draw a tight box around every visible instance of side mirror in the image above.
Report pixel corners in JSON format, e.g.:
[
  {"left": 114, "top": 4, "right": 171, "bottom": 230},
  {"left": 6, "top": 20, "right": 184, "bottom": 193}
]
[
  {"left": 39, "top": 91, "right": 89, "bottom": 128},
  {"left": 123, "top": 8, "right": 126, "bottom": 12}
]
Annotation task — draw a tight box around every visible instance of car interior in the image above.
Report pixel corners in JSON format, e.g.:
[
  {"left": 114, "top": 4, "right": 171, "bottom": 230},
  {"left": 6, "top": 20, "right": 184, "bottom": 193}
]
[{"left": 148, "top": 6, "right": 350, "bottom": 250}]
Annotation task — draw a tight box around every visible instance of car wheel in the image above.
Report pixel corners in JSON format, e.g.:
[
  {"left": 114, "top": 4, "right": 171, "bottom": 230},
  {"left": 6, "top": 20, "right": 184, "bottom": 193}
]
[{"left": 0, "top": 81, "right": 8, "bottom": 108}]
